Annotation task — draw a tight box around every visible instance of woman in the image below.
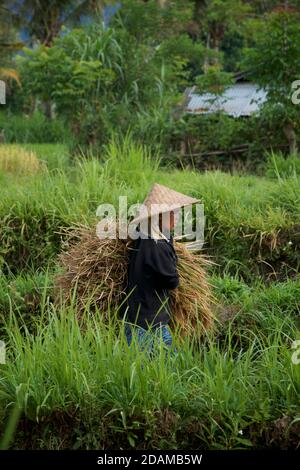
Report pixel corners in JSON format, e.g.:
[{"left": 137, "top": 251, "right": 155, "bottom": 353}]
[{"left": 121, "top": 183, "right": 199, "bottom": 357}]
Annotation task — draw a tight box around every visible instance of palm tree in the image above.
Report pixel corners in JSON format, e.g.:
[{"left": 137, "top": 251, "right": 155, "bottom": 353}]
[
  {"left": 0, "top": 3, "right": 22, "bottom": 85},
  {"left": 4, "top": 0, "right": 111, "bottom": 46}
]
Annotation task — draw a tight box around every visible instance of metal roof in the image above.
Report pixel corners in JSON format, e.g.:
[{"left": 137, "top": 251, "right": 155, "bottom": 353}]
[{"left": 185, "top": 82, "right": 268, "bottom": 117}]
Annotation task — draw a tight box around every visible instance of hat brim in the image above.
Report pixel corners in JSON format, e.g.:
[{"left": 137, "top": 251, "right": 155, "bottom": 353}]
[{"left": 130, "top": 199, "right": 200, "bottom": 225}]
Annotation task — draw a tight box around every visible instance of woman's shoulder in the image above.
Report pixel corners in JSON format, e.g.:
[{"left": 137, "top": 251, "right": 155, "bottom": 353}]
[{"left": 151, "top": 238, "right": 177, "bottom": 262}]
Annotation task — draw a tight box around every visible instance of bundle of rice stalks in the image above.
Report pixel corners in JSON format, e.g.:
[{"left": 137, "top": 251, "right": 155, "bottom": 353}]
[
  {"left": 0, "top": 144, "right": 44, "bottom": 175},
  {"left": 170, "top": 242, "right": 217, "bottom": 337},
  {"left": 54, "top": 223, "right": 217, "bottom": 337},
  {"left": 54, "top": 224, "right": 130, "bottom": 320}
]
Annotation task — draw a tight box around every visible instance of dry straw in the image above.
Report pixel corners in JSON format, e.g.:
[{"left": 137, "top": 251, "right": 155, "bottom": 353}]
[
  {"left": 0, "top": 144, "right": 44, "bottom": 175},
  {"left": 54, "top": 223, "right": 217, "bottom": 337}
]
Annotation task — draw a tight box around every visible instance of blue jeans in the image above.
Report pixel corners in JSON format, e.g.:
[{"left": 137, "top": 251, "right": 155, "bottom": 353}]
[{"left": 124, "top": 322, "right": 178, "bottom": 359}]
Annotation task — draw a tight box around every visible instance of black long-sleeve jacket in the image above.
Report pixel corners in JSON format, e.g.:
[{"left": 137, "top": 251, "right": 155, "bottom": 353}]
[{"left": 121, "top": 234, "right": 179, "bottom": 330}]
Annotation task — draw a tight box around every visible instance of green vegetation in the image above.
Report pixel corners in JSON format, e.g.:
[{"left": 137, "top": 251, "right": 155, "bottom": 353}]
[
  {"left": 0, "top": 0, "right": 299, "bottom": 451},
  {"left": 3, "top": 1, "right": 300, "bottom": 160},
  {"left": 0, "top": 141, "right": 299, "bottom": 449},
  {"left": 1, "top": 142, "right": 299, "bottom": 278},
  {"left": 241, "top": 9, "right": 300, "bottom": 155},
  {"left": 0, "top": 112, "right": 73, "bottom": 145},
  {"left": 0, "top": 279, "right": 299, "bottom": 450}
]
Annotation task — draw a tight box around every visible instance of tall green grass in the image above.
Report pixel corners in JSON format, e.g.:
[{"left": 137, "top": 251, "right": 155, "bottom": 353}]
[
  {"left": 1, "top": 139, "right": 299, "bottom": 277},
  {"left": 0, "top": 296, "right": 299, "bottom": 449},
  {"left": 0, "top": 271, "right": 51, "bottom": 334},
  {"left": 22, "top": 144, "right": 71, "bottom": 171},
  {"left": 1, "top": 137, "right": 300, "bottom": 449},
  {"left": 211, "top": 275, "right": 300, "bottom": 351},
  {"left": 0, "top": 138, "right": 159, "bottom": 273},
  {"left": 0, "top": 111, "right": 73, "bottom": 145},
  {"left": 264, "top": 150, "right": 300, "bottom": 180}
]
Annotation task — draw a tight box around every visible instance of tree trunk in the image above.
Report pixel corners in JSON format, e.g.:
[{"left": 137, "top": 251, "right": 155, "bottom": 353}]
[
  {"left": 41, "top": 100, "right": 53, "bottom": 120},
  {"left": 283, "top": 122, "right": 298, "bottom": 155},
  {"left": 158, "top": 0, "right": 168, "bottom": 7},
  {"left": 193, "top": 0, "right": 206, "bottom": 20},
  {"left": 92, "top": 0, "right": 106, "bottom": 16},
  {"left": 210, "top": 23, "right": 224, "bottom": 66},
  {"left": 203, "top": 33, "right": 210, "bottom": 72}
]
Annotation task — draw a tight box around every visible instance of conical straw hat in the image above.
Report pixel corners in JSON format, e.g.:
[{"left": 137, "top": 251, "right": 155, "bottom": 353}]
[{"left": 131, "top": 183, "right": 200, "bottom": 224}]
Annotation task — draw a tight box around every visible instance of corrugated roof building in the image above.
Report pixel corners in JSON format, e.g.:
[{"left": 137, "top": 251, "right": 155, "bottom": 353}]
[{"left": 185, "top": 82, "right": 268, "bottom": 117}]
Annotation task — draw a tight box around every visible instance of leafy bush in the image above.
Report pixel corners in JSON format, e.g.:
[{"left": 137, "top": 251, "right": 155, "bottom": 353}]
[
  {"left": 17, "top": 23, "right": 179, "bottom": 147},
  {"left": 167, "top": 111, "right": 290, "bottom": 170}
]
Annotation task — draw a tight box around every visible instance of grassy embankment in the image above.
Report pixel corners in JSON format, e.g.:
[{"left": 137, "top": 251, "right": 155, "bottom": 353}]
[{"left": 0, "top": 140, "right": 299, "bottom": 449}]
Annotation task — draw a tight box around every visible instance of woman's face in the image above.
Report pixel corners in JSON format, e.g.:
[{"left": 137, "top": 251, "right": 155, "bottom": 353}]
[{"left": 161, "top": 209, "right": 180, "bottom": 232}]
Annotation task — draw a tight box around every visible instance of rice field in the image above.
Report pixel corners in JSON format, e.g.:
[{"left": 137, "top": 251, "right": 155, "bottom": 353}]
[{"left": 0, "top": 141, "right": 299, "bottom": 449}]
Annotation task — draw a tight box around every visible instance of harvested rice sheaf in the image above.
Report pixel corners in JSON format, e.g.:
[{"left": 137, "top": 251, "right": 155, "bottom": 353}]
[
  {"left": 54, "top": 224, "right": 130, "bottom": 320},
  {"left": 54, "top": 223, "right": 217, "bottom": 337},
  {"left": 170, "top": 243, "right": 217, "bottom": 336}
]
